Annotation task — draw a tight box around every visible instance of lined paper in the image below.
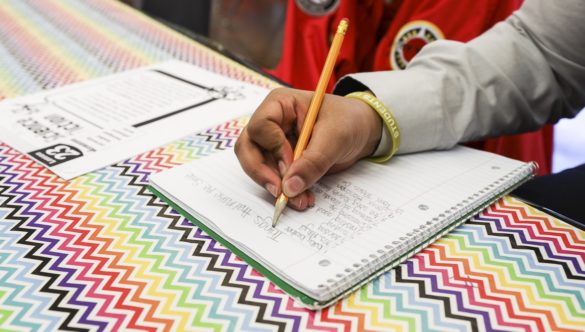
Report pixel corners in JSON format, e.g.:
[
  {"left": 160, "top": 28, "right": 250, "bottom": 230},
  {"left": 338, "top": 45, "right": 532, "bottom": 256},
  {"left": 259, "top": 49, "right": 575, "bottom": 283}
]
[{"left": 150, "top": 146, "right": 532, "bottom": 301}]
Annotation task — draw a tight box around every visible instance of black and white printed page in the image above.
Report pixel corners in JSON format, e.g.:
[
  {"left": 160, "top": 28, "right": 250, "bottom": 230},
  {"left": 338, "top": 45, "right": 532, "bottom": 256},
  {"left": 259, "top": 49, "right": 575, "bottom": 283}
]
[{"left": 0, "top": 61, "right": 268, "bottom": 179}]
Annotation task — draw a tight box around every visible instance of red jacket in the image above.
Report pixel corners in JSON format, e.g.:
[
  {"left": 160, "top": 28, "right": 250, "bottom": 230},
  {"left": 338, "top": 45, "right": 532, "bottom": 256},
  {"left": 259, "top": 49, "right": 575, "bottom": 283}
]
[{"left": 267, "top": 0, "right": 552, "bottom": 175}]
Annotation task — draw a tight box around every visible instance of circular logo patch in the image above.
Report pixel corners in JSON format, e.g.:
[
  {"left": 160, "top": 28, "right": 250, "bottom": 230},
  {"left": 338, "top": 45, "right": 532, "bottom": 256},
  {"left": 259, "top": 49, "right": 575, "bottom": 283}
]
[
  {"left": 390, "top": 20, "right": 444, "bottom": 70},
  {"left": 296, "top": 0, "right": 340, "bottom": 16}
]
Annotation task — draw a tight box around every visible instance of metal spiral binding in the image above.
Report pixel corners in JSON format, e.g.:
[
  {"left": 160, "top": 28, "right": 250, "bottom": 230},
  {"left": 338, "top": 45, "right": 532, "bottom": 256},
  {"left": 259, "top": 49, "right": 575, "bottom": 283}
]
[{"left": 316, "top": 162, "right": 536, "bottom": 300}]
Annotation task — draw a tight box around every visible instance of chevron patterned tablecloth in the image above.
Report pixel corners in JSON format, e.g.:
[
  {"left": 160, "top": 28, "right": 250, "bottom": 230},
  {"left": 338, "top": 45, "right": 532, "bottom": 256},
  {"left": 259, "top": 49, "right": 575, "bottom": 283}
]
[{"left": 0, "top": 1, "right": 584, "bottom": 331}]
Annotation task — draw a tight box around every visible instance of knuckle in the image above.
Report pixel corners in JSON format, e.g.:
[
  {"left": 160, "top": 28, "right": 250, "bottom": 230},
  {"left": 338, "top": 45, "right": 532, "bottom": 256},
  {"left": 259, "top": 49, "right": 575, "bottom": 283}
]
[
  {"left": 234, "top": 129, "right": 252, "bottom": 154},
  {"left": 267, "top": 87, "right": 287, "bottom": 102},
  {"left": 272, "top": 87, "right": 287, "bottom": 95},
  {"left": 234, "top": 136, "right": 243, "bottom": 155},
  {"left": 246, "top": 120, "right": 261, "bottom": 136},
  {"left": 246, "top": 122, "right": 267, "bottom": 142},
  {"left": 270, "top": 88, "right": 297, "bottom": 108},
  {"left": 248, "top": 126, "right": 283, "bottom": 153}
]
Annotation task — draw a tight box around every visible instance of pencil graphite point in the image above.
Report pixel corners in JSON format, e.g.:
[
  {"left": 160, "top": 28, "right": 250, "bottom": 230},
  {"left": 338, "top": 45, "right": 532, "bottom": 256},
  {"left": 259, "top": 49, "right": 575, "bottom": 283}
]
[{"left": 272, "top": 194, "right": 288, "bottom": 227}]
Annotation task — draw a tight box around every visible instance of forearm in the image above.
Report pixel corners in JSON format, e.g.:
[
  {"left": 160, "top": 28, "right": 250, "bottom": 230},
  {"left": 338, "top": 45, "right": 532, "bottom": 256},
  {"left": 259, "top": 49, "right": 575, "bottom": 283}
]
[{"left": 335, "top": 0, "right": 585, "bottom": 154}]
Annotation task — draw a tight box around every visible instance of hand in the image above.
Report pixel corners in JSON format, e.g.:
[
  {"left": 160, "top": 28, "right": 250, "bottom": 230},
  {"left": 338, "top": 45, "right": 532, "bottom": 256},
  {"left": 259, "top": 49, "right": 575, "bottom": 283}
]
[{"left": 234, "top": 87, "right": 382, "bottom": 210}]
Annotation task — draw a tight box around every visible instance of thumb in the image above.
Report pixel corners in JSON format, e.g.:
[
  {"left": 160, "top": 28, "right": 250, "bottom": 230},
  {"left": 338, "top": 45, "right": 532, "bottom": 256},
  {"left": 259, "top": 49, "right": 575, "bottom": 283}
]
[{"left": 281, "top": 141, "right": 340, "bottom": 197}]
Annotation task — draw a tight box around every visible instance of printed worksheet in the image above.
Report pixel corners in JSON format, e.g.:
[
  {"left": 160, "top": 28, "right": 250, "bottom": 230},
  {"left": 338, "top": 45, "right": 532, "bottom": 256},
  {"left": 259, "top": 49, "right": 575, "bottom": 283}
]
[{"left": 0, "top": 61, "right": 268, "bottom": 179}]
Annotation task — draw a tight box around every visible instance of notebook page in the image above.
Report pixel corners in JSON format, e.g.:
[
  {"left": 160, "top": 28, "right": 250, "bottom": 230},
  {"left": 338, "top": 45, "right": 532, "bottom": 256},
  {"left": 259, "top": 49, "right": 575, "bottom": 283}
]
[{"left": 149, "top": 146, "right": 530, "bottom": 301}]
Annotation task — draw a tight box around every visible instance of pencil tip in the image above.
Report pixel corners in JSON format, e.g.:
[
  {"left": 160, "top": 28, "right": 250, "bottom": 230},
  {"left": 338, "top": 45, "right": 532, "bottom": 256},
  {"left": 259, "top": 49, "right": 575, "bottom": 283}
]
[{"left": 272, "top": 195, "right": 288, "bottom": 227}]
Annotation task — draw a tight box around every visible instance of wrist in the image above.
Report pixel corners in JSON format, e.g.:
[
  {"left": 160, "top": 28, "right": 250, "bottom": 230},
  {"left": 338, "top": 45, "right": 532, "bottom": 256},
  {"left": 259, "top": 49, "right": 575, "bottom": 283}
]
[
  {"left": 362, "top": 101, "right": 384, "bottom": 158},
  {"left": 345, "top": 91, "right": 400, "bottom": 162},
  {"left": 344, "top": 96, "right": 382, "bottom": 159}
]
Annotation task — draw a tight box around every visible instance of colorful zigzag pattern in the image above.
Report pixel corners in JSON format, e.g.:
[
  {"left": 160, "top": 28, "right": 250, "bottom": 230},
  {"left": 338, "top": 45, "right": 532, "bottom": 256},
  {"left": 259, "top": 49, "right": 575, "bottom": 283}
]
[
  {"left": 1, "top": 118, "right": 584, "bottom": 331},
  {"left": 1, "top": 1, "right": 584, "bottom": 331}
]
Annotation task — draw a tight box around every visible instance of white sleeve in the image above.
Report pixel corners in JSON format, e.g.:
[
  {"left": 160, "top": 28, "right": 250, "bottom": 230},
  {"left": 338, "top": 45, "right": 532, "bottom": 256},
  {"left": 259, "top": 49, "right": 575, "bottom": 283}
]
[{"left": 334, "top": 0, "right": 585, "bottom": 154}]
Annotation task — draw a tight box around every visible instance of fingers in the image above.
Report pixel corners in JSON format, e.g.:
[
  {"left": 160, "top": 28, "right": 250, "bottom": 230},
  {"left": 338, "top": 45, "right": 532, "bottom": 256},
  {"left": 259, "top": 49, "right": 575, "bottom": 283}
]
[
  {"left": 235, "top": 87, "right": 382, "bottom": 213},
  {"left": 282, "top": 128, "right": 348, "bottom": 210},
  {"left": 234, "top": 88, "right": 307, "bottom": 198},
  {"left": 281, "top": 94, "right": 383, "bottom": 198},
  {"left": 246, "top": 95, "right": 294, "bottom": 161},
  {"left": 281, "top": 131, "right": 343, "bottom": 197},
  {"left": 288, "top": 190, "right": 315, "bottom": 210},
  {"left": 234, "top": 129, "right": 282, "bottom": 197}
]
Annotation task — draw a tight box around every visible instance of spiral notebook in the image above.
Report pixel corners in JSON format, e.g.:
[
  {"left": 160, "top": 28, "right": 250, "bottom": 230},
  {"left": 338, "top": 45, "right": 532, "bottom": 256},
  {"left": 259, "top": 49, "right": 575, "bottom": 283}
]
[{"left": 149, "top": 146, "right": 536, "bottom": 309}]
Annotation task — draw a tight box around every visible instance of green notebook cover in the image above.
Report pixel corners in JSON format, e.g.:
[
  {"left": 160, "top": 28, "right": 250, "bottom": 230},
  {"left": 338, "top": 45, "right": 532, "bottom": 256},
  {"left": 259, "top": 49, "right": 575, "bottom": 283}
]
[{"left": 148, "top": 184, "right": 320, "bottom": 307}]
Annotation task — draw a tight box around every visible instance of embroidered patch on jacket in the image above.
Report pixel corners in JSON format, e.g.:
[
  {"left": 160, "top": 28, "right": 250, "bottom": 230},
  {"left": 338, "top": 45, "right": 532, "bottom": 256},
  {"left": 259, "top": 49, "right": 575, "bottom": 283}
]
[
  {"left": 390, "top": 20, "right": 444, "bottom": 70},
  {"left": 296, "top": 0, "right": 340, "bottom": 16}
]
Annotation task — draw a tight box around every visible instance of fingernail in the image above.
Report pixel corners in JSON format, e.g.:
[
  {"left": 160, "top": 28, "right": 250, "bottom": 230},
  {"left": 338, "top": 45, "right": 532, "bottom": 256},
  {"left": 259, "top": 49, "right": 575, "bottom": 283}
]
[
  {"left": 265, "top": 183, "right": 278, "bottom": 197},
  {"left": 290, "top": 196, "right": 305, "bottom": 209},
  {"left": 283, "top": 176, "right": 305, "bottom": 197},
  {"left": 278, "top": 160, "right": 287, "bottom": 177},
  {"left": 297, "top": 197, "right": 305, "bottom": 209}
]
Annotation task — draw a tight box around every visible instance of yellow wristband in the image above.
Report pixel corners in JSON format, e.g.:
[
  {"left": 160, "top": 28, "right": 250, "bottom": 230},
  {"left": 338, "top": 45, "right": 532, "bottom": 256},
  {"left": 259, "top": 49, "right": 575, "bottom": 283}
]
[{"left": 345, "top": 91, "right": 401, "bottom": 162}]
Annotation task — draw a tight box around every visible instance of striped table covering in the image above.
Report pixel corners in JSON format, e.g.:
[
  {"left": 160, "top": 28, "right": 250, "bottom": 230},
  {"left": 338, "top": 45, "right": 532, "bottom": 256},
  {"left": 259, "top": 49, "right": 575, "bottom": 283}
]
[{"left": 0, "top": 1, "right": 584, "bottom": 331}]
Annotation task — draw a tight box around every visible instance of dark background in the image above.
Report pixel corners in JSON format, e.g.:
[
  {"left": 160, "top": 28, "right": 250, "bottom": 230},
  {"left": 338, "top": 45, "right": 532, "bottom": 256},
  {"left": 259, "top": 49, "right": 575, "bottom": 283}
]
[{"left": 122, "top": 0, "right": 286, "bottom": 70}]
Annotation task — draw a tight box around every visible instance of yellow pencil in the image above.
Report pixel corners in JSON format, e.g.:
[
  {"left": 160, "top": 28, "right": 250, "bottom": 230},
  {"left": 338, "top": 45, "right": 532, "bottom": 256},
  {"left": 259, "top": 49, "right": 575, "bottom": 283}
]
[{"left": 272, "top": 18, "right": 349, "bottom": 227}]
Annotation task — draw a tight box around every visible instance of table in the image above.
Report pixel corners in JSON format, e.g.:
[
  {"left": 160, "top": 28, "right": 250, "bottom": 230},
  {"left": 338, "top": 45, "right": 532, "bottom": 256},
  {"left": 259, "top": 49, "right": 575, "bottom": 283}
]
[{"left": 1, "top": 1, "right": 584, "bottom": 331}]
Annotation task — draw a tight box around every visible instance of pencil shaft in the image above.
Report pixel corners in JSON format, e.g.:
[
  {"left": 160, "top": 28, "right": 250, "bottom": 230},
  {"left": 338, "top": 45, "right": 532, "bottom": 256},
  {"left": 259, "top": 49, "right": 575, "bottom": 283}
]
[
  {"left": 293, "top": 19, "right": 348, "bottom": 160},
  {"left": 273, "top": 18, "right": 348, "bottom": 227}
]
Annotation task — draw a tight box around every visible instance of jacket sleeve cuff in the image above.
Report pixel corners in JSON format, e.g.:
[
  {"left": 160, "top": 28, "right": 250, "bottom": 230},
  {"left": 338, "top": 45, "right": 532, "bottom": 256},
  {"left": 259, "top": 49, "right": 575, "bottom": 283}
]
[{"left": 334, "top": 69, "right": 445, "bottom": 154}]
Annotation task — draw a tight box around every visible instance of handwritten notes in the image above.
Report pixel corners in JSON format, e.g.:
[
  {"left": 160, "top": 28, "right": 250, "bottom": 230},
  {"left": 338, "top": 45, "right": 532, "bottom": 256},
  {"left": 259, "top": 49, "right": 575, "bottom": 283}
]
[
  {"left": 150, "top": 145, "right": 533, "bottom": 301},
  {"left": 283, "top": 181, "right": 404, "bottom": 252},
  {"left": 181, "top": 165, "right": 405, "bottom": 254},
  {"left": 184, "top": 171, "right": 286, "bottom": 242}
]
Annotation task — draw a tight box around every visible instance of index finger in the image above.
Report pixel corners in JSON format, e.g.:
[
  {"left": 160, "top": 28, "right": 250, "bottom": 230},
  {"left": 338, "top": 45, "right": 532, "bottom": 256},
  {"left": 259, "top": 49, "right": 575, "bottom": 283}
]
[
  {"left": 246, "top": 91, "right": 299, "bottom": 163},
  {"left": 234, "top": 128, "right": 283, "bottom": 197}
]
